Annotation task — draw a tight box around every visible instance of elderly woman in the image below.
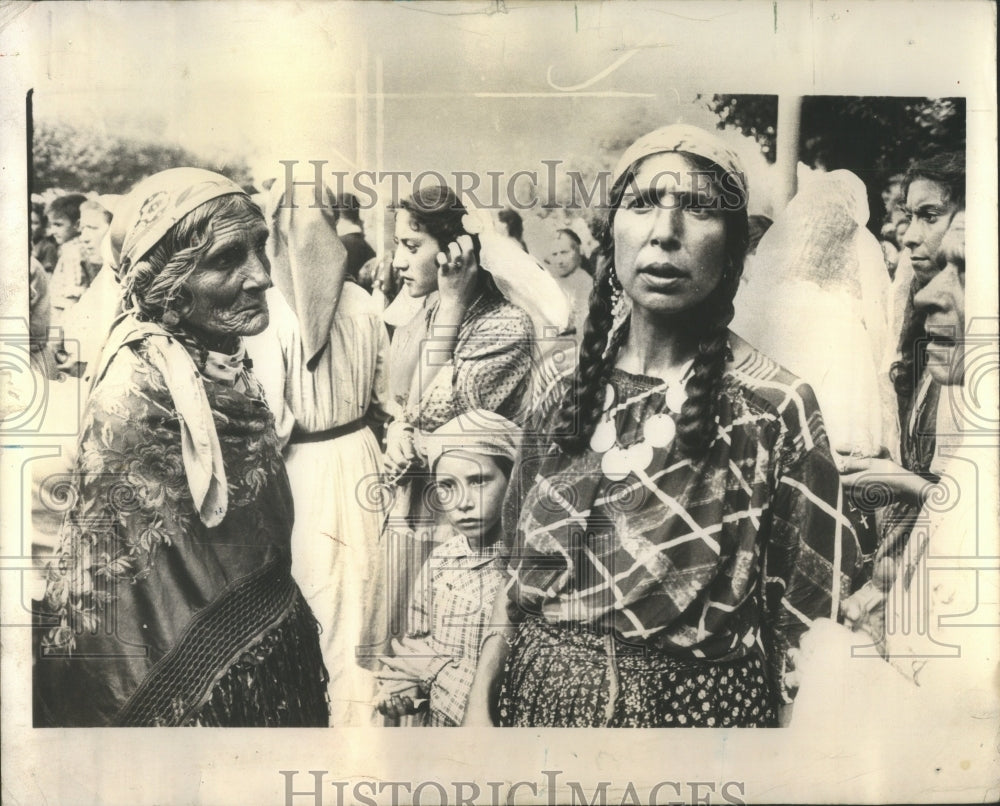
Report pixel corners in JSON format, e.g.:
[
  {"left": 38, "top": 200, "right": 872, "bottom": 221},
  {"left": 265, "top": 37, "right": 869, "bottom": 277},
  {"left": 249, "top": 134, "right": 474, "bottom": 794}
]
[
  {"left": 33, "top": 168, "right": 328, "bottom": 727},
  {"left": 464, "top": 125, "right": 863, "bottom": 728}
]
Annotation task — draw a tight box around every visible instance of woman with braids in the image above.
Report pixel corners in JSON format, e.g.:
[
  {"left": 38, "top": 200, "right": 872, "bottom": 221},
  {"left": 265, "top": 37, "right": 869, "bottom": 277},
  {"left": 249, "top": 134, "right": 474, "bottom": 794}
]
[
  {"left": 33, "top": 168, "right": 328, "bottom": 727},
  {"left": 463, "top": 125, "right": 862, "bottom": 728}
]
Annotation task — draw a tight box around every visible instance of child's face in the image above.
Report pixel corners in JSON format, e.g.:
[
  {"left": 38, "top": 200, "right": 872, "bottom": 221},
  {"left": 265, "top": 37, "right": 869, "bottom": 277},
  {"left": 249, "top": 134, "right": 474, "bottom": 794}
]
[
  {"left": 434, "top": 451, "right": 508, "bottom": 545},
  {"left": 48, "top": 214, "right": 78, "bottom": 245}
]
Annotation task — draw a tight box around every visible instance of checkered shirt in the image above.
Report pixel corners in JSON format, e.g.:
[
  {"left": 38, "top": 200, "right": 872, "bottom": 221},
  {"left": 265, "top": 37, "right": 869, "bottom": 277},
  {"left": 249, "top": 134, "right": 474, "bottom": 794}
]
[{"left": 406, "top": 531, "right": 506, "bottom": 726}]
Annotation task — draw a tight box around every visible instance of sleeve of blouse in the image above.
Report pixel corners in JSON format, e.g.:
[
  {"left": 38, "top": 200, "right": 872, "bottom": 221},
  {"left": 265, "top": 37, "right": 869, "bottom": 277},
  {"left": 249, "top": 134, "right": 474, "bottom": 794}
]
[
  {"left": 428, "top": 657, "right": 477, "bottom": 725},
  {"left": 763, "top": 382, "right": 864, "bottom": 702},
  {"left": 449, "top": 306, "right": 534, "bottom": 417}
]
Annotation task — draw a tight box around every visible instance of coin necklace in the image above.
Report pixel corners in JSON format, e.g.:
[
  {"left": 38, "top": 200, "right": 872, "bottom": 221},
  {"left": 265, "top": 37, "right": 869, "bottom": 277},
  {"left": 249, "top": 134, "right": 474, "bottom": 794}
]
[{"left": 590, "top": 360, "right": 695, "bottom": 481}]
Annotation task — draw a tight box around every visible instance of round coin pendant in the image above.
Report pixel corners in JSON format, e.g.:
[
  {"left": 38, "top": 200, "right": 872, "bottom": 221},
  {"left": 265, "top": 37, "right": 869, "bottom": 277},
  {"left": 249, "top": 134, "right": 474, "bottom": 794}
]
[
  {"left": 603, "top": 383, "right": 616, "bottom": 412},
  {"left": 625, "top": 441, "right": 654, "bottom": 472},
  {"left": 665, "top": 382, "right": 688, "bottom": 413},
  {"left": 601, "top": 446, "right": 631, "bottom": 481},
  {"left": 590, "top": 418, "right": 617, "bottom": 453},
  {"left": 643, "top": 413, "right": 676, "bottom": 448}
]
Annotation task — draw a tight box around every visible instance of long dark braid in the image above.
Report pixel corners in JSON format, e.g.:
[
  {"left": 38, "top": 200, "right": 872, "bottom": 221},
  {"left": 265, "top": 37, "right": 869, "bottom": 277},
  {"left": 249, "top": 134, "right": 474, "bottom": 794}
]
[
  {"left": 552, "top": 155, "right": 748, "bottom": 460},
  {"left": 551, "top": 247, "right": 625, "bottom": 454}
]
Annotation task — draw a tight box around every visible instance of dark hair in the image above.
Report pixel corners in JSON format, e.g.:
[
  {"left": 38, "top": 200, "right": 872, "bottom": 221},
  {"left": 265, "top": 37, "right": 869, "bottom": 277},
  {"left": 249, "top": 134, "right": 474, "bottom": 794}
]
[
  {"left": 46, "top": 193, "right": 88, "bottom": 225},
  {"left": 892, "top": 151, "right": 966, "bottom": 403},
  {"left": 80, "top": 199, "right": 113, "bottom": 224},
  {"left": 498, "top": 208, "right": 524, "bottom": 240},
  {"left": 901, "top": 151, "right": 965, "bottom": 210},
  {"left": 331, "top": 192, "right": 363, "bottom": 225},
  {"left": 122, "top": 193, "right": 265, "bottom": 322},
  {"left": 551, "top": 152, "right": 748, "bottom": 460},
  {"left": 556, "top": 228, "right": 582, "bottom": 247},
  {"left": 30, "top": 201, "right": 47, "bottom": 225},
  {"left": 395, "top": 185, "right": 481, "bottom": 262}
]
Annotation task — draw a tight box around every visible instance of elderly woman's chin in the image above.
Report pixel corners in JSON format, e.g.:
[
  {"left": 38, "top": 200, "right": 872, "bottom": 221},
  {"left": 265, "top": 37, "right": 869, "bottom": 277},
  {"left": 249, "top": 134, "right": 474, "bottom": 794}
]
[{"left": 183, "top": 300, "right": 270, "bottom": 341}]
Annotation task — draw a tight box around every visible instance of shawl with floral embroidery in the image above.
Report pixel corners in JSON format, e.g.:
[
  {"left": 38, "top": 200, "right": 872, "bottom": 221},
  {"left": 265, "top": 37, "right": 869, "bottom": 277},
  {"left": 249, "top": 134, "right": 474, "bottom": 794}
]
[{"left": 34, "top": 333, "right": 328, "bottom": 727}]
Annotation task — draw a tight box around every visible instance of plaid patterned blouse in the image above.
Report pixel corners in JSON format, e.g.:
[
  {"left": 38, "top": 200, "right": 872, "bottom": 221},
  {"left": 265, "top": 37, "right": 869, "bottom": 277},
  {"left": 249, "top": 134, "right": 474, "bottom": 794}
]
[
  {"left": 507, "top": 348, "right": 863, "bottom": 700},
  {"left": 407, "top": 532, "right": 506, "bottom": 726}
]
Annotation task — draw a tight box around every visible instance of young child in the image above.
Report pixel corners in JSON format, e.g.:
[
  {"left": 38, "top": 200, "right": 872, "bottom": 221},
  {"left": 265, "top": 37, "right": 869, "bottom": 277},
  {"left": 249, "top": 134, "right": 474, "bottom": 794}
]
[
  {"left": 45, "top": 192, "right": 89, "bottom": 327},
  {"left": 376, "top": 410, "right": 520, "bottom": 726}
]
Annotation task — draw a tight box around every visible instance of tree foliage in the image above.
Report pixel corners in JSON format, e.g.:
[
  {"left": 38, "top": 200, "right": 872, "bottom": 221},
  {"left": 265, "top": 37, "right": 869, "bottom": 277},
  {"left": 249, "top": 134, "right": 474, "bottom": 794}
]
[
  {"left": 701, "top": 94, "right": 965, "bottom": 231},
  {"left": 702, "top": 94, "right": 965, "bottom": 177},
  {"left": 31, "top": 121, "right": 253, "bottom": 195}
]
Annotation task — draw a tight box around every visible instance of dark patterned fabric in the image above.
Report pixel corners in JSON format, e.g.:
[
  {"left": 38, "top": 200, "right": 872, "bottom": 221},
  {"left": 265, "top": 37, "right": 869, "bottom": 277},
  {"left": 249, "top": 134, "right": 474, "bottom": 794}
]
[
  {"left": 34, "top": 335, "right": 328, "bottom": 727},
  {"left": 498, "top": 618, "right": 776, "bottom": 727},
  {"left": 401, "top": 287, "right": 535, "bottom": 431},
  {"left": 507, "top": 348, "right": 863, "bottom": 705},
  {"left": 875, "top": 371, "right": 941, "bottom": 587}
]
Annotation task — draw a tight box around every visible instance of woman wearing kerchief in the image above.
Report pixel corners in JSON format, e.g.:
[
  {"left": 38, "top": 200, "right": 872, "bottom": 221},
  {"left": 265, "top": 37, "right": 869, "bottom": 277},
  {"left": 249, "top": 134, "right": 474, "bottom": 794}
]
[
  {"left": 33, "top": 168, "right": 328, "bottom": 727},
  {"left": 465, "top": 125, "right": 863, "bottom": 728},
  {"left": 246, "top": 177, "right": 390, "bottom": 727}
]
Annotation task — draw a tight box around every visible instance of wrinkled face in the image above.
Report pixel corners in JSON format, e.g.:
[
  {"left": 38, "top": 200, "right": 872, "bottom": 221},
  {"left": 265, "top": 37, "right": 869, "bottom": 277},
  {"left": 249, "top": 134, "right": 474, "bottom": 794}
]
[
  {"left": 180, "top": 210, "right": 272, "bottom": 340},
  {"left": 79, "top": 208, "right": 110, "bottom": 263},
  {"left": 901, "top": 178, "right": 961, "bottom": 286},
  {"left": 914, "top": 227, "right": 965, "bottom": 386},
  {"left": 48, "top": 214, "right": 78, "bottom": 245},
  {"left": 30, "top": 211, "right": 44, "bottom": 242},
  {"left": 433, "top": 451, "right": 508, "bottom": 544},
  {"left": 392, "top": 209, "right": 440, "bottom": 298},
  {"left": 548, "top": 233, "right": 582, "bottom": 277},
  {"left": 614, "top": 152, "right": 728, "bottom": 318}
]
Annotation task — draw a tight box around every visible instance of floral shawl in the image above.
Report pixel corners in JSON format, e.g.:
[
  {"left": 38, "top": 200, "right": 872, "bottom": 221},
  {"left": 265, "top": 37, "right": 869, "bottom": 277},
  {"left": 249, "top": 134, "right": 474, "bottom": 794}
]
[{"left": 34, "top": 331, "right": 328, "bottom": 727}]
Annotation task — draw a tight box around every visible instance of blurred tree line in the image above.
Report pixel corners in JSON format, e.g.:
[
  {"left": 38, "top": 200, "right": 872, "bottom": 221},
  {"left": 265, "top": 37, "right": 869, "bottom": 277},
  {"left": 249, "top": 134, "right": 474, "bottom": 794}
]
[
  {"left": 700, "top": 94, "right": 966, "bottom": 231},
  {"left": 31, "top": 121, "right": 253, "bottom": 195}
]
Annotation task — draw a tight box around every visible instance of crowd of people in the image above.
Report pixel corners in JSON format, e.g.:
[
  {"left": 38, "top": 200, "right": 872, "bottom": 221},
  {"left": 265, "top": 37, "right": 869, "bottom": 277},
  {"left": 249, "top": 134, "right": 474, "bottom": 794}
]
[{"left": 28, "top": 123, "right": 992, "bottom": 734}]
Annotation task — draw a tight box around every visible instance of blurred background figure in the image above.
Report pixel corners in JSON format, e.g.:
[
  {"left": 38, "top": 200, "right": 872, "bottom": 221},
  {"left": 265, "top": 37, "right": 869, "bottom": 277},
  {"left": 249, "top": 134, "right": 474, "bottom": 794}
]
[
  {"left": 497, "top": 207, "right": 528, "bottom": 252},
  {"left": 58, "top": 195, "right": 122, "bottom": 381},
  {"left": 46, "top": 192, "right": 88, "bottom": 327},
  {"left": 30, "top": 200, "right": 59, "bottom": 273},
  {"left": 545, "top": 227, "right": 592, "bottom": 346},
  {"left": 331, "top": 191, "right": 376, "bottom": 282}
]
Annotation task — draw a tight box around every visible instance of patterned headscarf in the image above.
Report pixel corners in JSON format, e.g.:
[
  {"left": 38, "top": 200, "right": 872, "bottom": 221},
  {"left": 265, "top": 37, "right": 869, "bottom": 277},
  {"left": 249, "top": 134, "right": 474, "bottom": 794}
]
[
  {"left": 611, "top": 123, "right": 749, "bottom": 209},
  {"left": 112, "top": 167, "right": 247, "bottom": 278},
  {"left": 421, "top": 409, "right": 522, "bottom": 471}
]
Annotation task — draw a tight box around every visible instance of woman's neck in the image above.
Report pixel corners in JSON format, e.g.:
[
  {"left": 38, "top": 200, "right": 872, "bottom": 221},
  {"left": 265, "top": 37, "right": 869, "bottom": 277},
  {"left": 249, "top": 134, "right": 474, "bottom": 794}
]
[
  {"left": 174, "top": 322, "right": 241, "bottom": 355},
  {"left": 616, "top": 308, "right": 701, "bottom": 378}
]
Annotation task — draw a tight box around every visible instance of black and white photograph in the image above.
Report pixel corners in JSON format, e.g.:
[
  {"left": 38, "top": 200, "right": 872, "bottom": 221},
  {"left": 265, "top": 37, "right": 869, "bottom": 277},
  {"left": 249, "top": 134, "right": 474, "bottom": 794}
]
[{"left": 1, "top": 1, "right": 997, "bottom": 803}]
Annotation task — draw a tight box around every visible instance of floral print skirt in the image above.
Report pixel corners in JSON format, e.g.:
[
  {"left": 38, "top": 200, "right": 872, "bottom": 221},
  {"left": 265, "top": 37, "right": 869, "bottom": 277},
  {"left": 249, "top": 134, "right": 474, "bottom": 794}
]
[{"left": 498, "top": 618, "right": 777, "bottom": 728}]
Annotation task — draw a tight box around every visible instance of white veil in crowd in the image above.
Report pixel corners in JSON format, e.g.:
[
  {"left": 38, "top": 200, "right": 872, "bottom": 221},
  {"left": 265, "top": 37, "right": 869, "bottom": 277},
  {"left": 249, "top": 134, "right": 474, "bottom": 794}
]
[{"left": 732, "top": 169, "right": 897, "bottom": 457}]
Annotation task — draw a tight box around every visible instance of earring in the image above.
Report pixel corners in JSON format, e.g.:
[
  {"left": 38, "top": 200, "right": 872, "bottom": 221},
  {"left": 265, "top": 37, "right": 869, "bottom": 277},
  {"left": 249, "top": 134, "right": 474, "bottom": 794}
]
[
  {"left": 608, "top": 267, "right": 626, "bottom": 320},
  {"left": 162, "top": 309, "right": 181, "bottom": 328}
]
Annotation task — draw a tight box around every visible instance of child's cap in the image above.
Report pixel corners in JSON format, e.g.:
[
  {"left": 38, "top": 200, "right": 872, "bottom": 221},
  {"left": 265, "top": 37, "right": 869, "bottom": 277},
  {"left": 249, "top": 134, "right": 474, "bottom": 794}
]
[{"left": 421, "top": 410, "right": 522, "bottom": 472}]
